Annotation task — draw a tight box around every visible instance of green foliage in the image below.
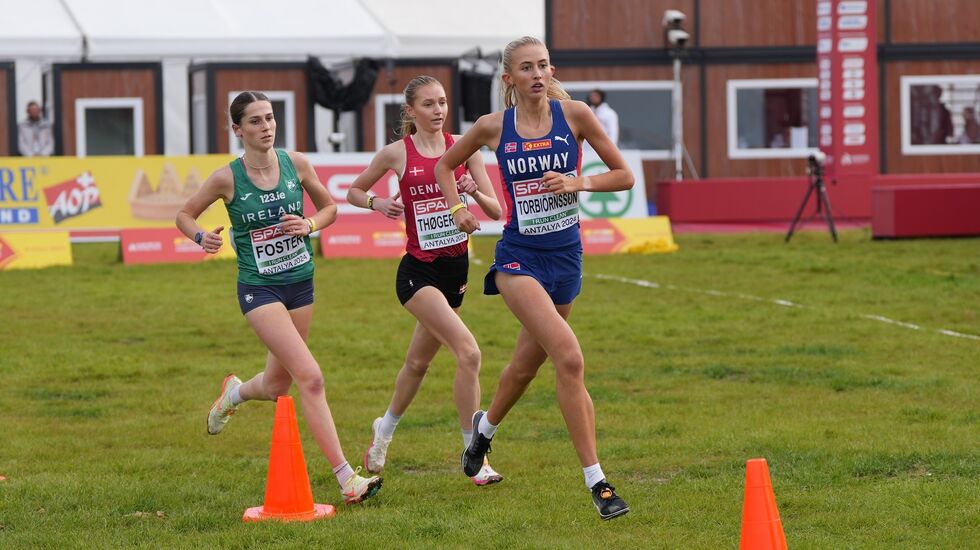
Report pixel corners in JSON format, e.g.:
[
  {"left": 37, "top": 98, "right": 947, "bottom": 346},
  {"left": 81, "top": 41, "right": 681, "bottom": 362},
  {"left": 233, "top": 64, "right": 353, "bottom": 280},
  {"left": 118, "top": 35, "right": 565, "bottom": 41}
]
[{"left": 0, "top": 229, "right": 977, "bottom": 548}]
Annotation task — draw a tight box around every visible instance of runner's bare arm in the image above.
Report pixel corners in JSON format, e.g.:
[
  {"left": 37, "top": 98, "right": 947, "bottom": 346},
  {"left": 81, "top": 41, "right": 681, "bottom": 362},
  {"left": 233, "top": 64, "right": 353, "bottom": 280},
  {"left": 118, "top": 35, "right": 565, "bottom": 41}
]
[
  {"left": 462, "top": 146, "right": 502, "bottom": 220},
  {"left": 347, "top": 142, "right": 405, "bottom": 219},
  {"left": 175, "top": 166, "right": 233, "bottom": 253},
  {"left": 437, "top": 113, "right": 503, "bottom": 233},
  {"left": 542, "top": 100, "right": 633, "bottom": 194},
  {"left": 290, "top": 151, "right": 337, "bottom": 232}
]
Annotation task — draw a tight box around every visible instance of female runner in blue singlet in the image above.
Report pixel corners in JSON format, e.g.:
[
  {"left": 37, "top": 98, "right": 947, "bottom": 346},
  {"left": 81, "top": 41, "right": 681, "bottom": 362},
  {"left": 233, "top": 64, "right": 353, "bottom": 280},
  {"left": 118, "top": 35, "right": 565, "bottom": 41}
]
[{"left": 434, "top": 36, "right": 634, "bottom": 520}]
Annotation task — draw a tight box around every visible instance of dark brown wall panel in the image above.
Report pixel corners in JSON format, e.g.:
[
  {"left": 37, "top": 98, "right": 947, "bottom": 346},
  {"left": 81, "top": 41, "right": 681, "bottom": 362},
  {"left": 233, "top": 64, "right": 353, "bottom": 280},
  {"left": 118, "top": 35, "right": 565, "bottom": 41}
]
[
  {"left": 361, "top": 65, "right": 454, "bottom": 151},
  {"left": 705, "top": 63, "right": 817, "bottom": 178},
  {"left": 884, "top": 60, "right": 980, "bottom": 174},
  {"left": 890, "top": 0, "right": 980, "bottom": 43},
  {"left": 550, "top": 0, "right": 694, "bottom": 50},
  {"left": 700, "top": 0, "right": 817, "bottom": 47},
  {"left": 0, "top": 69, "right": 9, "bottom": 156},
  {"left": 59, "top": 69, "right": 158, "bottom": 156},
  {"left": 213, "top": 69, "right": 310, "bottom": 154}
]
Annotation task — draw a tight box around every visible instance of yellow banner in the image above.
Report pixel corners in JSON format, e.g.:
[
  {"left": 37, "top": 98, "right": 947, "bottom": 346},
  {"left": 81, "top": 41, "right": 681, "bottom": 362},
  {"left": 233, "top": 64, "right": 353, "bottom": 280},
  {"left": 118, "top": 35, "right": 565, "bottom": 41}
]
[
  {"left": 611, "top": 216, "right": 679, "bottom": 254},
  {"left": 0, "top": 155, "right": 234, "bottom": 232},
  {"left": 0, "top": 231, "right": 73, "bottom": 270}
]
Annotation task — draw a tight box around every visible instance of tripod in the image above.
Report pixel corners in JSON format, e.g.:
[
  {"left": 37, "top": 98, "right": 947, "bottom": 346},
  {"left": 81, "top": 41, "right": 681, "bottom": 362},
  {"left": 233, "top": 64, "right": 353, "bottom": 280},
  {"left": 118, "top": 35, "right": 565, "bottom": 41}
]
[{"left": 785, "top": 156, "right": 838, "bottom": 243}]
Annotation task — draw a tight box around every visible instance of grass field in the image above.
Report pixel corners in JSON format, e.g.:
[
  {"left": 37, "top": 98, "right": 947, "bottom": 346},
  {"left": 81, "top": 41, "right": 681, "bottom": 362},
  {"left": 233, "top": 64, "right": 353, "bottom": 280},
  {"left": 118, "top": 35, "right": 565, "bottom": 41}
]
[{"left": 1, "top": 228, "right": 978, "bottom": 548}]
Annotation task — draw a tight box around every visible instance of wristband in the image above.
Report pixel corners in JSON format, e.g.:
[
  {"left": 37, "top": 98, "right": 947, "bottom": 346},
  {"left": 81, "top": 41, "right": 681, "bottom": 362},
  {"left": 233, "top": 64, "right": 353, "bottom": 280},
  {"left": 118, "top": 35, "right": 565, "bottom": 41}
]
[
  {"left": 194, "top": 231, "right": 204, "bottom": 245},
  {"left": 449, "top": 203, "right": 466, "bottom": 217},
  {"left": 367, "top": 195, "right": 375, "bottom": 210},
  {"left": 307, "top": 218, "right": 316, "bottom": 233}
]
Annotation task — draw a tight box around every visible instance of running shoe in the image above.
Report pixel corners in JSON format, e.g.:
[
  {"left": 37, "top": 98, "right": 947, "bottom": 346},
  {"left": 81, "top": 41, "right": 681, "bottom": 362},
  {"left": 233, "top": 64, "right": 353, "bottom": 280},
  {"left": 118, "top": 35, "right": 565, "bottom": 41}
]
[
  {"left": 364, "top": 417, "right": 392, "bottom": 474},
  {"left": 590, "top": 479, "right": 630, "bottom": 520},
  {"left": 341, "top": 467, "right": 383, "bottom": 505},
  {"left": 471, "top": 460, "right": 503, "bottom": 486},
  {"left": 206, "top": 374, "right": 242, "bottom": 435},
  {"left": 460, "top": 410, "right": 493, "bottom": 477}
]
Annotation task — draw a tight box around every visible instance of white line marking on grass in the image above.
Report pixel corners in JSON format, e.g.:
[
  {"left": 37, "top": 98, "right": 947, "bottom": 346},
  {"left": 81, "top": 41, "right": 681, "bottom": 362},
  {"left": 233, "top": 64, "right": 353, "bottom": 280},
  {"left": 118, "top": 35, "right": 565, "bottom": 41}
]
[{"left": 592, "top": 273, "right": 979, "bottom": 342}]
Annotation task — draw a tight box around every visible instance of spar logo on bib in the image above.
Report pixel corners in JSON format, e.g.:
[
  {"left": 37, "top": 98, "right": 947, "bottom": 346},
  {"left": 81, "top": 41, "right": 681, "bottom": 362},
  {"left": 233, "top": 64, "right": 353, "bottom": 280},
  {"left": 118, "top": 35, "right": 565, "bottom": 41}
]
[
  {"left": 512, "top": 176, "right": 579, "bottom": 236},
  {"left": 43, "top": 171, "right": 102, "bottom": 223},
  {"left": 250, "top": 224, "right": 311, "bottom": 275},
  {"left": 413, "top": 196, "right": 466, "bottom": 251}
]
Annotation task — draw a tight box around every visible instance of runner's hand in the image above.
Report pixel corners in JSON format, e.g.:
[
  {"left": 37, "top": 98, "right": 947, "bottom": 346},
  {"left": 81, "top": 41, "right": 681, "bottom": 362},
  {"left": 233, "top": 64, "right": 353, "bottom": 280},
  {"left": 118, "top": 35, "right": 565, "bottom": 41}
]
[
  {"left": 375, "top": 192, "right": 404, "bottom": 219},
  {"left": 452, "top": 208, "right": 480, "bottom": 234},
  {"left": 457, "top": 173, "right": 478, "bottom": 195},
  {"left": 202, "top": 226, "right": 224, "bottom": 254},
  {"left": 542, "top": 171, "right": 581, "bottom": 194},
  {"left": 281, "top": 214, "right": 311, "bottom": 236}
]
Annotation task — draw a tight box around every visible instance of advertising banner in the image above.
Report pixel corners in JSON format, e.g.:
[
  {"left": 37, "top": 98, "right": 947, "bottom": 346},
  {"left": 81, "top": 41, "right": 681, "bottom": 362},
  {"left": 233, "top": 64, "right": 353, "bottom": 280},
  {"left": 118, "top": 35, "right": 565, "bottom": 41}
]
[
  {"left": 0, "top": 231, "right": 73, "bottom": 270},
  {"left": 309, "top": 150, "right": 648, "bottom": 258},
  {"left": 816, "top": 0, "right": 879, "bottom": 180},
  {"left": 581, "top": 217, "right": 678, "bottom": 255},
  {"left": 120, "top": 227, "right": 237, "bottom": 265},
  {"left": 0, "top": 155, "right": 234, "bottom": 237}
]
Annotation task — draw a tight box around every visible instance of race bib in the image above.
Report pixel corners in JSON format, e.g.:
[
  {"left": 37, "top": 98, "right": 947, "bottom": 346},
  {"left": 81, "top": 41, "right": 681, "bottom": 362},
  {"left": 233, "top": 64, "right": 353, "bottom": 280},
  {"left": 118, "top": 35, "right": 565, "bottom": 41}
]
[
  {"left": 249, "top": 224, "right": 311, "bottom": 275},
  {"left": 413, "top": 196, "right": 468, "bottom": 250},
  {"left": 512, "top": 177, "right": 579, "bottom": 235}
]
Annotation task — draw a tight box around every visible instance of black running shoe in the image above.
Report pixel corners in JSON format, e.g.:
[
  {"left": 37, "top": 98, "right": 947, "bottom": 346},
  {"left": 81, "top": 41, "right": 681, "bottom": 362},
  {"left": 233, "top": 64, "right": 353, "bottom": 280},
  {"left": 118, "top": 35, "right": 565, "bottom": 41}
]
[
  {"left": 461, "top": 410, "right": 493, "bottom": 477},
  {"left": 591, "top": 480, "right": 630, "bottom": 520}
]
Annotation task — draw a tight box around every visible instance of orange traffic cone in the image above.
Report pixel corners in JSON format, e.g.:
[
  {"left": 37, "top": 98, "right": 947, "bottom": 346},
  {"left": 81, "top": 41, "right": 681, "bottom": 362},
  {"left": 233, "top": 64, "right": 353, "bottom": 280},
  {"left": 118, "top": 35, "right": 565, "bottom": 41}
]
[
  {"left": 243, "top": 396, "right": 335, "bottom": 522},
  {"left": 739, "top": 458, "right": 788, "bottom": 550}
]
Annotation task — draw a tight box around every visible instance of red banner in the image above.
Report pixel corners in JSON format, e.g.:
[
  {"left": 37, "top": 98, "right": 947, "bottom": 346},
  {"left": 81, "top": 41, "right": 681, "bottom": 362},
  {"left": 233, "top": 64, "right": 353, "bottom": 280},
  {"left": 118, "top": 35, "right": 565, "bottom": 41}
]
[
  {"left": 817, "top": 0, "right": 879, "bottom": 181},
  {"left": 318, "top": 217, "right": 407, "bottom": 259},
  {"left": 120, "top": 227, "right": 235, "bottom": 265}
]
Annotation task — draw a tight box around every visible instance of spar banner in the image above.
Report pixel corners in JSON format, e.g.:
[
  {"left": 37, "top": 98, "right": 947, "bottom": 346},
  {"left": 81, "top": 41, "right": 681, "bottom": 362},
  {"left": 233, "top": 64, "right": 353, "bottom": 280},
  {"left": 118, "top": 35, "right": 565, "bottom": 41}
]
[
  {"left": 0, "top": 155, "right": 234, "bottom": 236},
  {"left": 0, "top": 231, "right": 73, "bottom": 270},
  {"left": 309, "top": 149, "right": 648, "bottom": 256},
  {"left": 816, "top": 0, "right": 879, "bottom": 180},
  {"left": 306, "top": 149, "right": 648, "bottom": 226}
]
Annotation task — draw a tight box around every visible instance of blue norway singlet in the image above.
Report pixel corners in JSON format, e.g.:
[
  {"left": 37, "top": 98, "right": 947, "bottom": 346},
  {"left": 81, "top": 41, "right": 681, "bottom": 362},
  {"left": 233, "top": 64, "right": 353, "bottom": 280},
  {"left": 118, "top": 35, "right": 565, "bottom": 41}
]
[{"left": 495, "top": 99, "right": 582, "bottom": 250}]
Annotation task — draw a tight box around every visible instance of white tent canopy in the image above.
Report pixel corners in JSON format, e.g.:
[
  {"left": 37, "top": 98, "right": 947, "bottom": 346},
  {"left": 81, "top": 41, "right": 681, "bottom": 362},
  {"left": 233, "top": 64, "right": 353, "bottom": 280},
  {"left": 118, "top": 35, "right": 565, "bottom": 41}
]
[
  {"left": 360, "top": 0, "right": 545, "bottom": 59},
  {"left": 0, "top": 0, "right": 83, "bottom": 58},
  {"left": 63, "top": 0, "right": 392, "bottom": 60},
  {"left": 0, "top": 0, "right": 543, "bottom": 61}
]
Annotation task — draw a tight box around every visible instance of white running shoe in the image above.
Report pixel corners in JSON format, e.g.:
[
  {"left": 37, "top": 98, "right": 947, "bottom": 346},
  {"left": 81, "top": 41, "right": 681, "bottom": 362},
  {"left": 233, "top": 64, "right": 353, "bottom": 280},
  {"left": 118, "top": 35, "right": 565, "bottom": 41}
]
[
  {"left": 341, "top": 467, "right": 383, "bottom": 505},
  {"left": 471, "top": 460, "right": 504, "bottom": 486},
  {"left": 363, "top": 417, "right": 392, "bottom": 474},
  {"left": 207, "top": 374, "right": 242, "bottom": 435}
]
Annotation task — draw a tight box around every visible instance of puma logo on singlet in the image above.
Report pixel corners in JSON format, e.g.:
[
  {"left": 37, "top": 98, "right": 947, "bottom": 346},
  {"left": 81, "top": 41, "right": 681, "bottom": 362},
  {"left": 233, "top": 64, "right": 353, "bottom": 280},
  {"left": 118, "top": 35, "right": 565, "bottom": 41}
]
[
  {"left": 554, "top": 134, "right": 570, "bottom": 145},
  {"left": 240, "top": 193, "right": 253, "bottom": 201}
]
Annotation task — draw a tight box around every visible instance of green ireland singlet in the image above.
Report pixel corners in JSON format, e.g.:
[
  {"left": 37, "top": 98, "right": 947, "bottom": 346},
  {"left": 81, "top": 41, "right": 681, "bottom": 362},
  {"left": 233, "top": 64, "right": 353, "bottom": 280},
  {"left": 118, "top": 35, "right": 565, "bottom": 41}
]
[{"left": 225, "top": 149, "right": 314, "bottom": 285}]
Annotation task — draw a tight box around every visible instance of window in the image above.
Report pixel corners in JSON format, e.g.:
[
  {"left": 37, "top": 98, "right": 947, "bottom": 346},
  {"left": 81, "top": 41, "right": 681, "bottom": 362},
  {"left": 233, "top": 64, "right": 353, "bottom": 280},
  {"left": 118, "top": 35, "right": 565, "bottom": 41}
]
[
  {"left": 227, "top": 91, "right": 295, "bottom": 155},
  {"left": 901, "top": 75, "right": 980, "bottom": 155},
  {"left": 727, "top": 78, "right": 819, "bottom": 159},
  {"left": 564, "top": 81, "right": 674, "bottom": 160},
  {"left": 374, "top": 94, "right": 404, "bottom": 150},
  {"left": 75, "top": 97, "right": 144, "bottom": 157}
]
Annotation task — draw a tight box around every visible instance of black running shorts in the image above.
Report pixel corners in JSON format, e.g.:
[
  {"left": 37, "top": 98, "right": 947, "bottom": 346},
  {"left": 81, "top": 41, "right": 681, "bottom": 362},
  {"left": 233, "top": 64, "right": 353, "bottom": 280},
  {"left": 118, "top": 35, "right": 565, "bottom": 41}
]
[{"left": 395, "top": 253, "right": 468, "bottom": 308}]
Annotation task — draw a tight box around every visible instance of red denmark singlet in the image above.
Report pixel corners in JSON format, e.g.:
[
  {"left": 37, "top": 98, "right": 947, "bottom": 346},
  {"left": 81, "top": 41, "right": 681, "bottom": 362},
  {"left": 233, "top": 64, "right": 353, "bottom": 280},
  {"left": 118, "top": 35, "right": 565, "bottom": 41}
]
[{"left": 399, "top": 133, "right": 468, "bottom": 262}]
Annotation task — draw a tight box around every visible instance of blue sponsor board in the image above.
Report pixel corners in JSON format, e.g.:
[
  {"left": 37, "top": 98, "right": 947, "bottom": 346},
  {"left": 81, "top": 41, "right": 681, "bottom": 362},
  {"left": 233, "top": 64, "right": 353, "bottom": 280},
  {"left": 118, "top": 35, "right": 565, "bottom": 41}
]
[{"left": 0, "top": 208, "right": 40, "bottom": 224}]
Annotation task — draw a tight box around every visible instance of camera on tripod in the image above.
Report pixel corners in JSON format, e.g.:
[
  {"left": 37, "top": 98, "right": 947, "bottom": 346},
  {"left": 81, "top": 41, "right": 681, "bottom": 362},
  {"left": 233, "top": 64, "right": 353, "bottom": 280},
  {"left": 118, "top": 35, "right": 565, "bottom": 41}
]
[
  {"left": 807, "top": 151, "right": 826, "bottom": 175},
  {"left": 786, "top": 150, "right": 838, "bottom": 243}
]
